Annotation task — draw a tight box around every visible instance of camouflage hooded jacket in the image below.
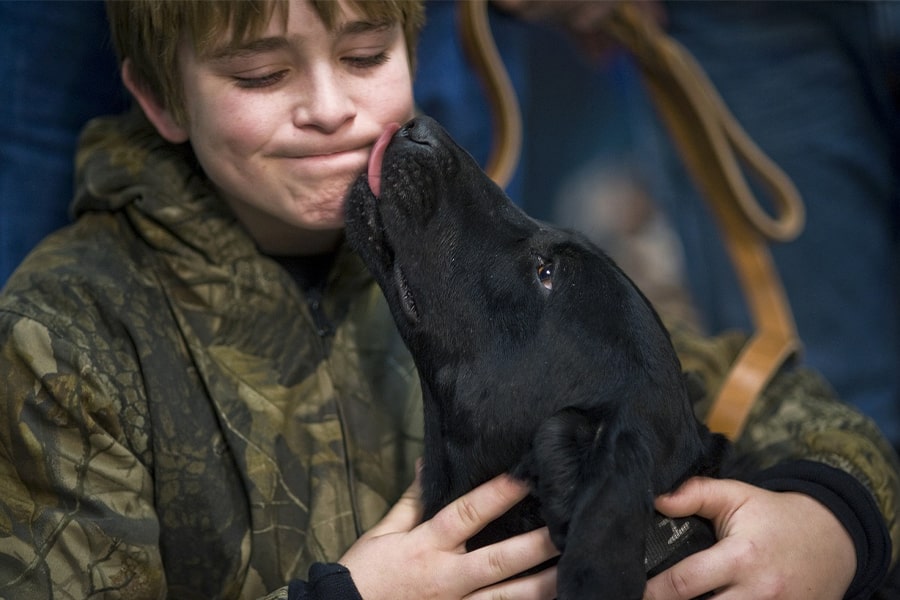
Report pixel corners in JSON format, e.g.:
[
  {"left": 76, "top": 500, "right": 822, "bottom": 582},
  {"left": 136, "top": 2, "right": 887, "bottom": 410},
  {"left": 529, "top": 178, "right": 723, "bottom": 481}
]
[{"left": 1, "top": 110, "right": 898, "bottom": 599}]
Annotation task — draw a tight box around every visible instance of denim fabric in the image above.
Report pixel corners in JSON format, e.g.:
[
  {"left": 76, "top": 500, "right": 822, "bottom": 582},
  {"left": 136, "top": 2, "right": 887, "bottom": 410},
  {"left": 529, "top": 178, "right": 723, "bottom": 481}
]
[
  {"left": 413, "top": 0, "right": 530, "bottom": 203},
  {"left": 642, "top": 1, "right": 900, "bottom": 445},
  {"left": 0, "top": 0, "right": 129, "bottom": 285}
]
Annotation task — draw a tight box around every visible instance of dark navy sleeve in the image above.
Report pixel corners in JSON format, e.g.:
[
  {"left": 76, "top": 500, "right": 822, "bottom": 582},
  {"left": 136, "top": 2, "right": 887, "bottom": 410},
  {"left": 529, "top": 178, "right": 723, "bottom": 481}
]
[
  {"left": 288, "top": 563, "right": 364, "bottom": 600},
  {"left": 749, "top": 460, "right": 891, "bottom": 600}
]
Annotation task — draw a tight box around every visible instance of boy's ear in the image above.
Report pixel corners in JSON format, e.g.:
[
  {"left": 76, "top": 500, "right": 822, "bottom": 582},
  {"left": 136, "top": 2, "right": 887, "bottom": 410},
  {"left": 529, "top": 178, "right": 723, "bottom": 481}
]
[{"left": 122, "top": 59, "right": 189, "bottom": 144}]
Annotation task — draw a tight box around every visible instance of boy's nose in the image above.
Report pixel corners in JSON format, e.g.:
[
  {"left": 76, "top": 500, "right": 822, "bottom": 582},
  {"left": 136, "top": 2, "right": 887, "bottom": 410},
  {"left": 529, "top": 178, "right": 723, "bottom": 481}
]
[{"left": 291, "top": 70, "right": 355, "bottom": 132}]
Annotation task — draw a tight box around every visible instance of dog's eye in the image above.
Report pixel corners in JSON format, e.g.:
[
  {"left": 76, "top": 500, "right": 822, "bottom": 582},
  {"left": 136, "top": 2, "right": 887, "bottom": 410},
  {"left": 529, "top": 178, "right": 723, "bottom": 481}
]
[{"left": 536, "top": 259, "right": 554, "bottom": 291}]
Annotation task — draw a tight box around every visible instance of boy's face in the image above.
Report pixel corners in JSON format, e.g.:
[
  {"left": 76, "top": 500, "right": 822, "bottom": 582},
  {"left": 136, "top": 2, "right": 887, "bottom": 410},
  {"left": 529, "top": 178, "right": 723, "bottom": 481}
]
[{"left": 174, "top": 0, "right": 415, "bottom": 254}]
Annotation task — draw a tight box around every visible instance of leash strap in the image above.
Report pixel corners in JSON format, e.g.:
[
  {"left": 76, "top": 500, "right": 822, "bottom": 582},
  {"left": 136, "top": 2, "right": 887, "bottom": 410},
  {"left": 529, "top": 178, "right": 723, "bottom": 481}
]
[
  {"left": 458, "top": 1, "right": 804, "bottom": 440},
  {"left": 457, "top": 0, "right": 522, "bottom": 190}
]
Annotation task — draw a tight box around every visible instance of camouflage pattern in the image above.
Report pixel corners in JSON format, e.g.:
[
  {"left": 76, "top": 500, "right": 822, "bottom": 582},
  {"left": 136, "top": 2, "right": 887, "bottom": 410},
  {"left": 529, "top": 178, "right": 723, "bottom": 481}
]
[{"left": 0, "top": 110, "right": 897, "bottom": 598}]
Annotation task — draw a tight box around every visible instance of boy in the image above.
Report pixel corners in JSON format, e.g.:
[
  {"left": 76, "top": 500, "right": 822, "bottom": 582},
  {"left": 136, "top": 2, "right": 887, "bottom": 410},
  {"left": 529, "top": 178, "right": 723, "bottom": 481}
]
[{"left": 0, "top": 1, "right": 896, "bottom": 598}]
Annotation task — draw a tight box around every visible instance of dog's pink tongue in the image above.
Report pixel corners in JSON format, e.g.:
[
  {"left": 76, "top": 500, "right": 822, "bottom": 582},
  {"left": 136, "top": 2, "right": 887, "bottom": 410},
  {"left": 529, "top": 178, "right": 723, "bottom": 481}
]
[{"left": 368, "top": 123, "right": 400, "bottom": 198}]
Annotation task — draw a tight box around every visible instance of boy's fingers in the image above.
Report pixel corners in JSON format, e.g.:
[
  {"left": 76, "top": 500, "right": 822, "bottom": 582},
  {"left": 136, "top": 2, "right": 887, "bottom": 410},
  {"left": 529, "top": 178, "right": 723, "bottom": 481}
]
[
  {"left": 428, "top": 474, "right": 531, "bottom": 548},
  {"left": 643, "top": 545, "right": 728, "bottom": 600},
  {"left": 655, "top": 477, "right": 744, "bottom": 522},
  {"left": 464, "top": 526, "right": 559, "bottom": 591},
  {"left": 466, "top": 563, "right": 558, "bottom": 600}
]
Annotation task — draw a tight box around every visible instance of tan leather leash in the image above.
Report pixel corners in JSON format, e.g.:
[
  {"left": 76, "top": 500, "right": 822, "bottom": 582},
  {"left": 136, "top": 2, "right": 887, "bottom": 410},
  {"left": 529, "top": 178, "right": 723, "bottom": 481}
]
[
  {"left": 457, "top": 0, "right": 523, "bottom": 190},
  {"left": 457, "top": 0, "right": 805, "bottom": 440}
]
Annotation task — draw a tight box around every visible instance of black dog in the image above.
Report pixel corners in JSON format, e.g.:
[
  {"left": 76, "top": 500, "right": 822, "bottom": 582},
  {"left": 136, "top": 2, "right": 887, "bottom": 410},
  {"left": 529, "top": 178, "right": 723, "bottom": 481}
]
[{"left": 345, "top": 117, "right": 728, "bottom": 599}]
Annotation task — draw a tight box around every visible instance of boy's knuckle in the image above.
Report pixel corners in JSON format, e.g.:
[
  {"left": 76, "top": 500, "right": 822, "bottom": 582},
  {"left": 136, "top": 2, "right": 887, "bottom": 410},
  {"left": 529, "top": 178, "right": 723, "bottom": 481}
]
[{"left": 455, "top": 496, "right": 483, "bottom": 528}]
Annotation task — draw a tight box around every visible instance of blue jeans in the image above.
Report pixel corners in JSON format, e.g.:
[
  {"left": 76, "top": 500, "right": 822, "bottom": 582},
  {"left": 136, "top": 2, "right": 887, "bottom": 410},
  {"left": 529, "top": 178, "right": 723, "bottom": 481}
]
[
  {"left": 0, "top": 0, "right": 129, "bottom": 284},
  {"left": 643, "top": 1, "right": 900, "bottom": 445}
]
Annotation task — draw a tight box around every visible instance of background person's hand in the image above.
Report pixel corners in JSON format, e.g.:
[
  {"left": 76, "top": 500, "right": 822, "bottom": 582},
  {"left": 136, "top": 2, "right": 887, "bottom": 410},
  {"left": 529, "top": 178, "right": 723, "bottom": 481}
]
[
  {"left": 492, "top": 0, "right": 665, "bottom": 61},
  {"left": 644, "top": 477, "right": 856, "bottom": 599},
  {"left": 340, "top": 471, "right": 558, "bottom": 600}
]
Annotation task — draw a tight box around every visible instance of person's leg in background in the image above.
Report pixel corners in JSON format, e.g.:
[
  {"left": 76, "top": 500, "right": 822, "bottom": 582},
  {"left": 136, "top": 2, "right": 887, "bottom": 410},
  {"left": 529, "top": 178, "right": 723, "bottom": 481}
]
[
  {"left": 0, "top": 0, "right": 129, "bottom": 285},
  {"left": 642, "top": 1, "right": 900, "bottom": 448}
]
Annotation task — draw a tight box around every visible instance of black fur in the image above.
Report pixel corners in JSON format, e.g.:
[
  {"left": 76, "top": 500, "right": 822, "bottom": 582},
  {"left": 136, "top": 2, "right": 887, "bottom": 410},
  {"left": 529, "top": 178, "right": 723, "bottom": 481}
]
[{"left": 345, "top": 117, "right": 728, "bottom": 599}]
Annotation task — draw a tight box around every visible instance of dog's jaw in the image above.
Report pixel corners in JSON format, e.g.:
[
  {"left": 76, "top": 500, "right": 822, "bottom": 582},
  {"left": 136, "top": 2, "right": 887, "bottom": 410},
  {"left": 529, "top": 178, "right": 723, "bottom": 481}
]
[
  {"left": 345, "top": 192, "right": 420, "bottom": 327},
  {"left": 346, "top": 125, "right": 424, "bottom": 328}
]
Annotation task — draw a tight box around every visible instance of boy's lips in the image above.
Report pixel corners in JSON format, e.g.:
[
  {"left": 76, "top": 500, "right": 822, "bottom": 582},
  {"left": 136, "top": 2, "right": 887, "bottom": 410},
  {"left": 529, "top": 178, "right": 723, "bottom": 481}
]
[
  {"left": 276, "top": 147, "right": 369, "bottom": 180},
  {"left": 367, "top": 123, "right": 400, "bottom": 198}
]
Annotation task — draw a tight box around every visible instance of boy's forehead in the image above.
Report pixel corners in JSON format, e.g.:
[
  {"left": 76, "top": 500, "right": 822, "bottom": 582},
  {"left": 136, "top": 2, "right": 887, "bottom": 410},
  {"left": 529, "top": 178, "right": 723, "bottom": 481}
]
[{"left": 197, "top": 0, "right": 394, "bottom": 59}]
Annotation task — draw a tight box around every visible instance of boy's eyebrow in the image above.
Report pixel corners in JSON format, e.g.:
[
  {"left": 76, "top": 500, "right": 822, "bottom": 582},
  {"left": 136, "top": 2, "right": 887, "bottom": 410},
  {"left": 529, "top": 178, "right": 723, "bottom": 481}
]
[
  {"left": 337, "top": 19, "right": 393, "bottom": 37},
  {"left": 208, "top": 36, "right": 289, "bottom": 61},
  {"left": 207, "top": 20, "right": 394, "bottom": 61}
]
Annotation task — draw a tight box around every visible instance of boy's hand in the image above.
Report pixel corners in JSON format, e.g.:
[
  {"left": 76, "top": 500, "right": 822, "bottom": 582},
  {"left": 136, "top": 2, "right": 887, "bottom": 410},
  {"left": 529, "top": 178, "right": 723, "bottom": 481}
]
[
  {"left": 644, "top": 477, "right": 856, "bottom": 599},
  {"left": 340, "top": 472, "right": 558, "bottom": 600}
]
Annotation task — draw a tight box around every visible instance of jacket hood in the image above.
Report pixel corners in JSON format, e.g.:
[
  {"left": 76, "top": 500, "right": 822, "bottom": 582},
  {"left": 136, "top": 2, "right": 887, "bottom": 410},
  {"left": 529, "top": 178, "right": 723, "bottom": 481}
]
[{"left": 72, "top": 108, "right": 257, "bottom": 265}]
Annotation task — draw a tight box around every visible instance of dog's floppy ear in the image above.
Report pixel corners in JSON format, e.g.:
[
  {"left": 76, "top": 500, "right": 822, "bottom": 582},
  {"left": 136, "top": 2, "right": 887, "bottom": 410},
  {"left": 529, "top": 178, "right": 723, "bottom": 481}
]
[
  {"left": 515, "top": 408, "right": 655, "bottom": 599},
  {"left": 513, "top": 408, "right": 595, "bottom": 549}
]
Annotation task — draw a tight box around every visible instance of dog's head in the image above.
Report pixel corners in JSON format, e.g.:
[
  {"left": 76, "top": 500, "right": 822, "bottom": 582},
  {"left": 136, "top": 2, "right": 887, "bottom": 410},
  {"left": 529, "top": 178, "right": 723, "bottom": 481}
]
[{"left": 346, "top": 117, "right": 689, "bottom": 448}]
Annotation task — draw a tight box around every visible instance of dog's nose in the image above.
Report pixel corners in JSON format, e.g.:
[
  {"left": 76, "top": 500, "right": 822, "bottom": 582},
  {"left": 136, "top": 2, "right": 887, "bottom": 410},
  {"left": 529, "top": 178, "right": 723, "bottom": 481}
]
[{"left": 399, "top": 117, "right": 440, "bottom": 147}]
